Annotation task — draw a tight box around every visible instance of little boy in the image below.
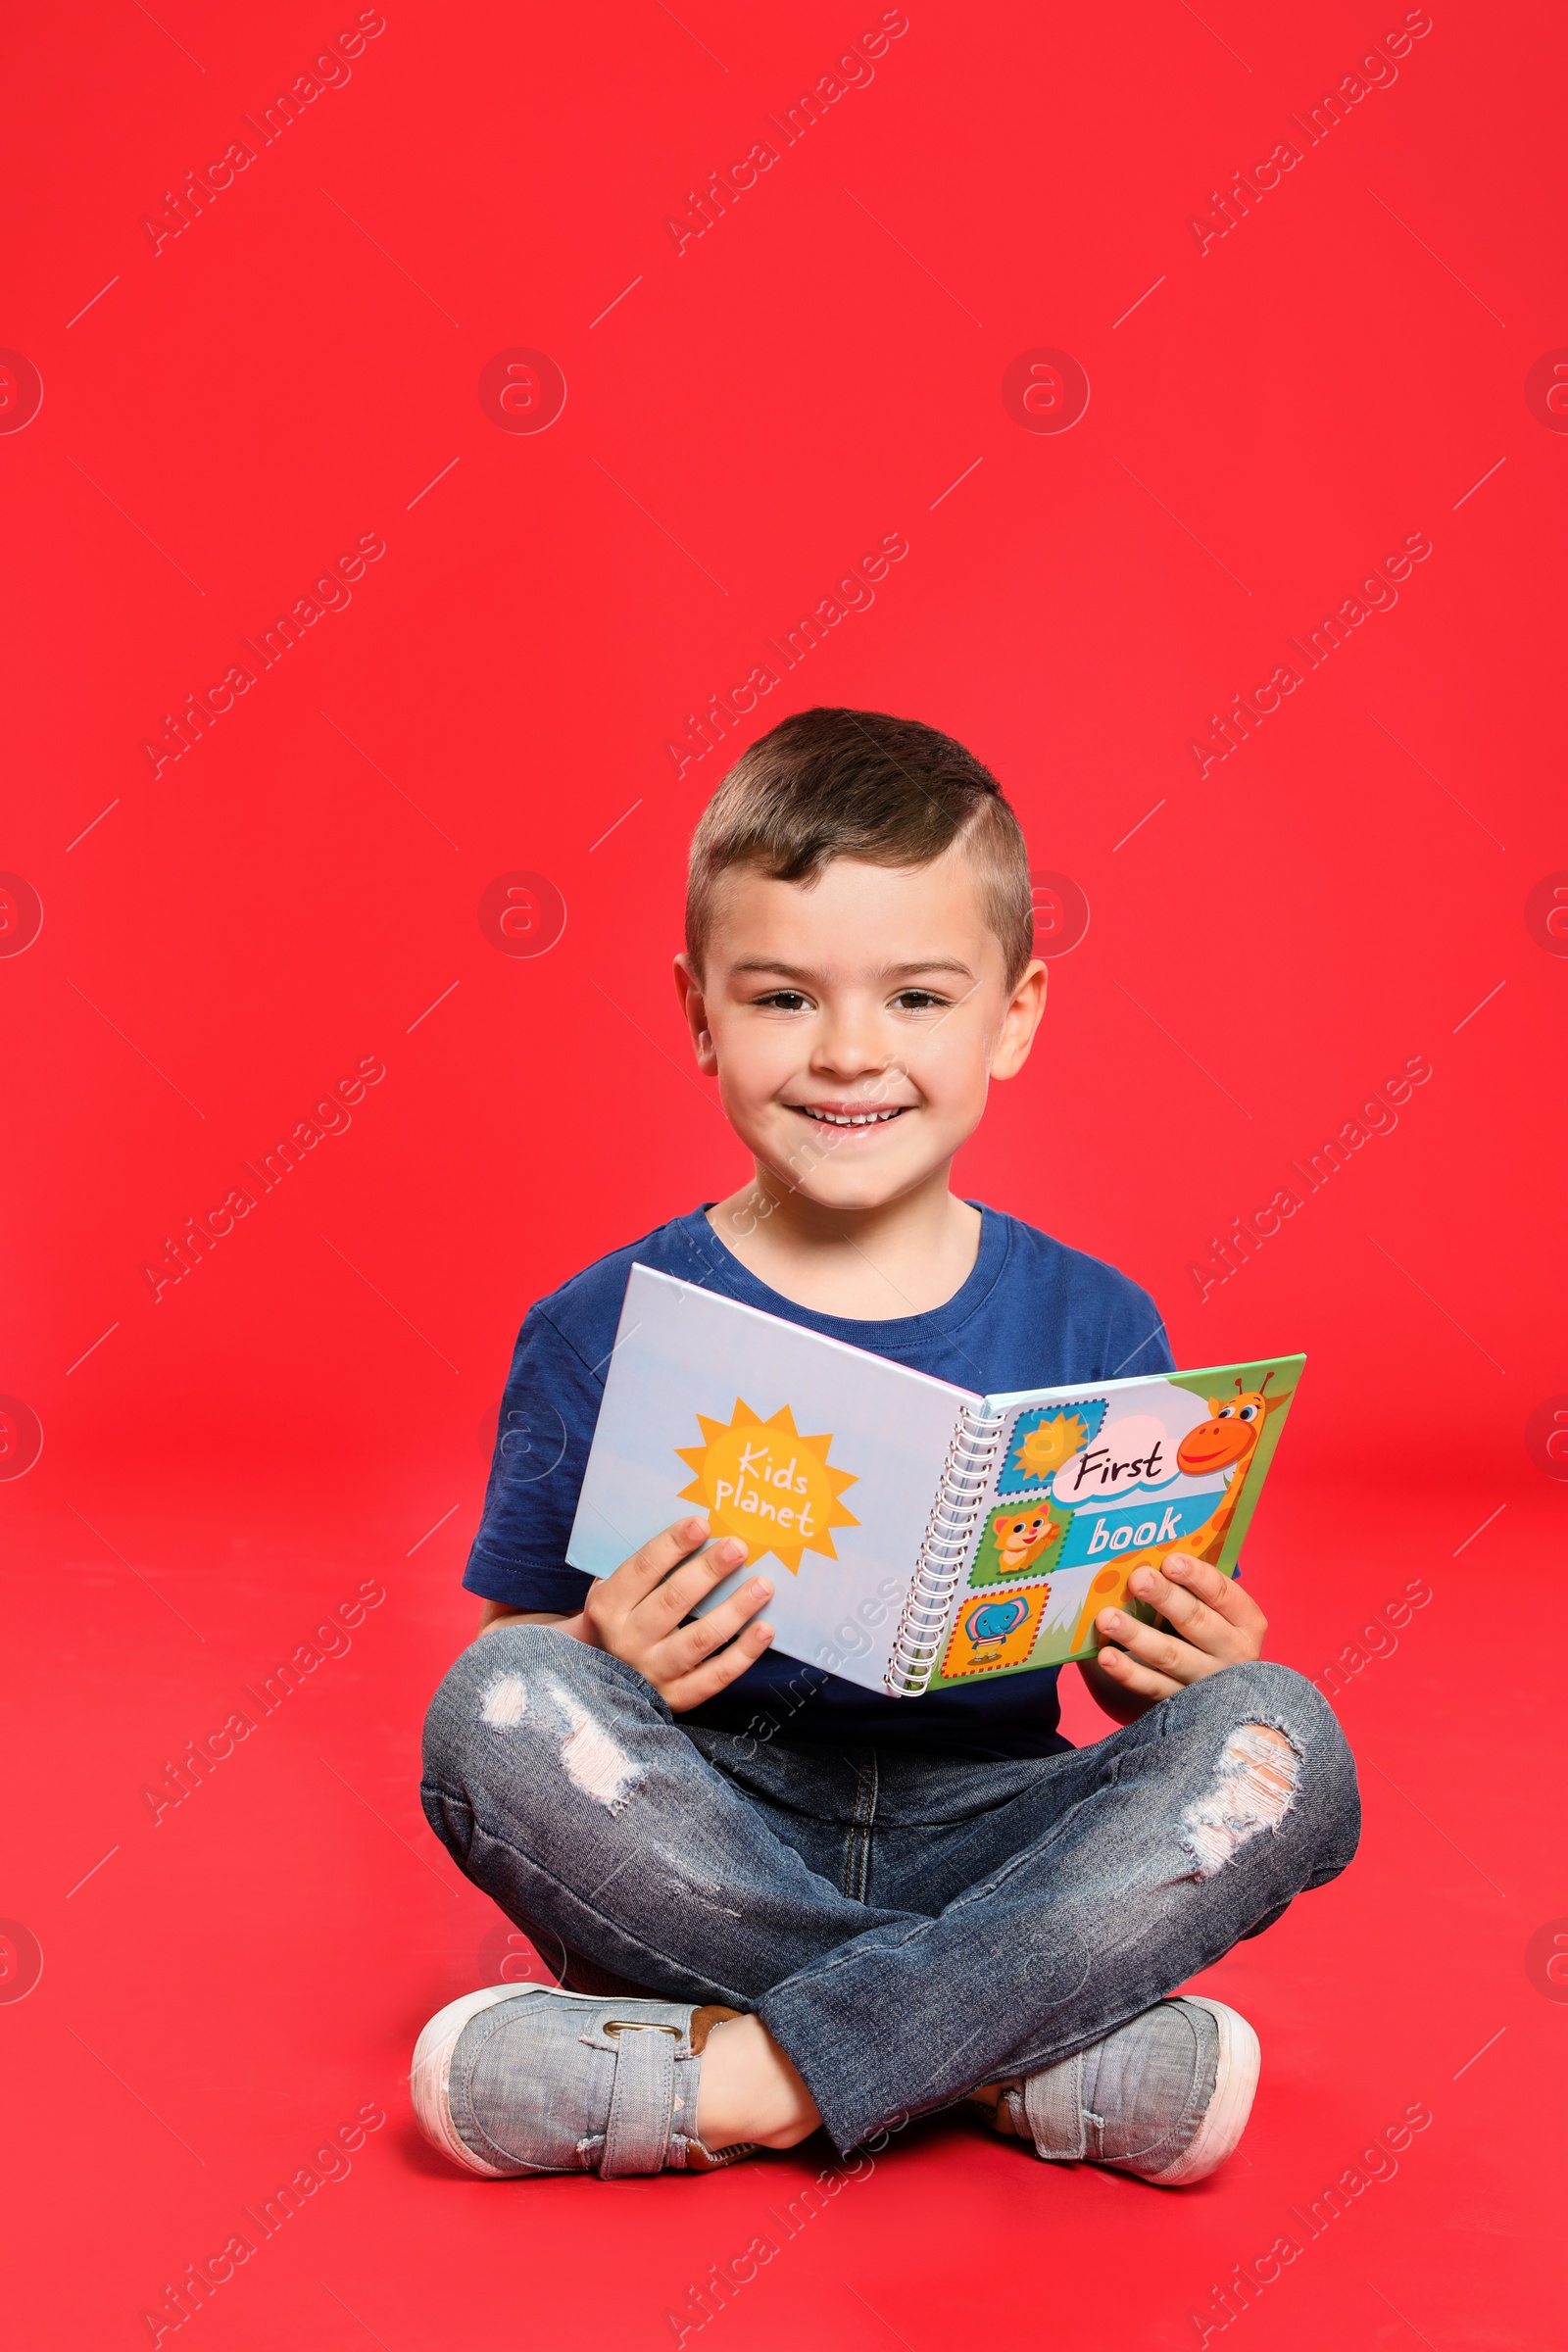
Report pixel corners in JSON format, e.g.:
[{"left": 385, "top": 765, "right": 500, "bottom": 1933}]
[{"left": 415, "top": 709, "right": 1358, "bottom": 2182}]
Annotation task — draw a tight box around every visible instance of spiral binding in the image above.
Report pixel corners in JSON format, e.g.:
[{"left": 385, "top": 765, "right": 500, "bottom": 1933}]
[{"left": 883, "top": 1399, "right": 1009, "bottom": 1695}]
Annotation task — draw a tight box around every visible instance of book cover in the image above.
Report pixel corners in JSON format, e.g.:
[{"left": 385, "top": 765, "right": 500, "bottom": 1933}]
[
  {"left": 566, "top": 1266, "right": 972, "bottom": 1690},
  {"left": 915, "top": 1358, "right": 1302, "bottom": 1694},
  {"left": 564, "top": 1263, "right": 1302, "bottom": 1698}
]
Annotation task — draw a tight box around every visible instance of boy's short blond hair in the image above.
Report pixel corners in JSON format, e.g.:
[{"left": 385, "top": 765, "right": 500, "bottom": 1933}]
[{"left": 686, "top": 708, "right": 1034, "bottom": 984}]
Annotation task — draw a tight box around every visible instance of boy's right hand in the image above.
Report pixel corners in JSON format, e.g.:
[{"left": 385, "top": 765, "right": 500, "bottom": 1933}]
[{"left": 564, "top": 1517, "right": 775, "bottom": 1712}]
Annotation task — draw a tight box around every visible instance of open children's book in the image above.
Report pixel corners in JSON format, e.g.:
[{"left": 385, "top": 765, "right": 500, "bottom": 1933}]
[{"left": 566, "top": 1265, "right": 1303, "bottom": 1699}]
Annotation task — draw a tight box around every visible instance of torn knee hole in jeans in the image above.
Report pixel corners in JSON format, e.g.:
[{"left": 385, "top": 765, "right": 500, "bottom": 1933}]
[
  {"left": 477, "top": 1672, "right": 643, "bottom": 1816},
  {"left": 548, "top": 1685, "right": 644, "bottom": 1815},
  {"left": 1180, "top": 1723, "right": 1298, "bottom": 1879},
  {"left": 479, "top": 1674, "right": 528, "bottom": 1728}
]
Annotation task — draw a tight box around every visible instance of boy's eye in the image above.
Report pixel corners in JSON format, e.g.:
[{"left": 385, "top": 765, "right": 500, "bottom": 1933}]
[
  {"left": 756, "top": 991, "right": 810, "bottom": 1011},
  {"left": 892, "top": 989, "right": 944, "bottom": 1010}
]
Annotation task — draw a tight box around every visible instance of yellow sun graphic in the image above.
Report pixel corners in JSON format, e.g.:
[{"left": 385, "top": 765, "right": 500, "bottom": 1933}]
[
  {"left": 675, "top": 1399, "right": 859, "bottom": 1575},
  {"left": 1012, "top": 1411, "right": 1089, "bottom": 1480}
]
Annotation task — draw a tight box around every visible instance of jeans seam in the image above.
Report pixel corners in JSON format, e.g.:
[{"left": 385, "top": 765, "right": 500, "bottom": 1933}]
[{"left": 845, "top": 1748, "right": 877, "bottom": 1902}]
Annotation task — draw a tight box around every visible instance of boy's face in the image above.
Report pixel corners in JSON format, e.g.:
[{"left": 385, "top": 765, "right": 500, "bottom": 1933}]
[{"left": 674, "top": 845, "right": 1046, "bottom": 1213}]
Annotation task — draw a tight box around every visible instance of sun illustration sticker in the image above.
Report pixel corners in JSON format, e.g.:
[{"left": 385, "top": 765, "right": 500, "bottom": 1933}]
[
  {"left": 996, "top": 1398, "right": 1107, "bottom": 1495},
  {"left": 675, "top": 1399, "right": 858, "bottom": 1575},
  {"left": 1014, "top": 1412, "right": 1088, "bottom": 1479}
]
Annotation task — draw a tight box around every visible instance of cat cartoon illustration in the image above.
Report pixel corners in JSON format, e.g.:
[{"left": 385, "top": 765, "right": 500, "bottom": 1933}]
[{"left": 991, "top": 1504, "right": 1059, "bottom": 1578}]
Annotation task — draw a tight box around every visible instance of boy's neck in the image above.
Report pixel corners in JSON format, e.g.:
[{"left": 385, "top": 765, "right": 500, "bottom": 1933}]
[{"left": 706, "top": 1167, "right": 982, "bottom": 1320}]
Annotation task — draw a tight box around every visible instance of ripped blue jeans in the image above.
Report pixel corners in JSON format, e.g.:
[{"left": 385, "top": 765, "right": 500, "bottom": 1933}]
[{"left": 420, "top": 1630, "right": 1359, "bottom": 2154}]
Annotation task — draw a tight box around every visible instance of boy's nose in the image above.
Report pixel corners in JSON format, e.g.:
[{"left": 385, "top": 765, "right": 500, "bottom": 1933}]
[{"left": 810, "top": 1011, "right": 891, "bottom": 1079}]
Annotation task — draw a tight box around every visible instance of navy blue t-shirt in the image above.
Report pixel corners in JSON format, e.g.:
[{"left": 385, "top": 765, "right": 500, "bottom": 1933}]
[{"left": 464, "top": 1205, "right": 1173, "bottom": 1759}]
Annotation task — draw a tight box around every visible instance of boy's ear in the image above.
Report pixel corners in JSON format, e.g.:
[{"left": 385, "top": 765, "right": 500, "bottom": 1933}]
[
  {"left": 672, "top": 953, "right": 718, "bottom": 1074},
  {"left": 989, "top": 957, "right": 1048, "bottom": 1081}
]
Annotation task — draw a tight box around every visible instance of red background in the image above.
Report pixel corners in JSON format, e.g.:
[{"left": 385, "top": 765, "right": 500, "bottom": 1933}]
[{"left": 2, "top": 2, "right": 1563, "bottom": 2345}]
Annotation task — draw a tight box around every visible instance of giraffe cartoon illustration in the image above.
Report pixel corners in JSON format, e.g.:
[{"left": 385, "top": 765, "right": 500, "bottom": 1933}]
[{"left": 1070, "top": 1374, "right": 1295, "bottom": 1652}]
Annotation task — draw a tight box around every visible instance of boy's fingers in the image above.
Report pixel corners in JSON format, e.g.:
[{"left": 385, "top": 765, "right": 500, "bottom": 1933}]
[
  {"left": 1094, "top": 1641, "right": 1181, "bottom": 1704},
  {"left": 1097, "top": 1609, "right": 1211, "bottom": 1685},
  {"left": 663, "top": 1577, "right": 774, "bottom": 1668},
  {"left": 1163, "top": 1552, "right": 1262, "bottom": 1630},
  {"left": 1130, "top": 1568, "right": 1217, "bottom": 1646},
  {"left": 663, "top": 1617, "right": 775, "bottom": 1711},
  {"left": 612, "top": 1518, "right": 713, "bottom": 1606},
  {"left": 1160, "top": 1551, "right": 1229, "bottom": 1603},
  {"left": 637, "top": 1538, "right": 751, "bottom": 1629}
]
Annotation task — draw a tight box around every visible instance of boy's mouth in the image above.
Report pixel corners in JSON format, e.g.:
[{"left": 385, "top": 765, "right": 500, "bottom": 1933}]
[{"left": 790, "top": 1102, "right": 911, "bottom": 1129}]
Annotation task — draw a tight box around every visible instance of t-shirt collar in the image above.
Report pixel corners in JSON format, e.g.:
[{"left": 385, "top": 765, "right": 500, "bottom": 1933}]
[{"left": 676, "top": 1201, "right": 1013, "bottom": 1359}]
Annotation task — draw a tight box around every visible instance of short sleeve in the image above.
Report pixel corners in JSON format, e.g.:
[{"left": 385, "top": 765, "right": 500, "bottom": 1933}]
[{"left": 462, "top": 1304, "right": 606, "bottom": 1611}]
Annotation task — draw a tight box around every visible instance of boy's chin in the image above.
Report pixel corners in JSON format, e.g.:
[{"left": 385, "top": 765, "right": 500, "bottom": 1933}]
[{"left": 771, "top": 1160, "right": 945, "bottom": 1215}]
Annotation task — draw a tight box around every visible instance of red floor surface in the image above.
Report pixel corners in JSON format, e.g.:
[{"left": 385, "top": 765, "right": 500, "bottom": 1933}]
[
  {"left": 5, "top": 0, "right": 1565, "bottom": 2344},
  {"left": 3, "top": 1476, "right": 1560, "bottom": 2348}
]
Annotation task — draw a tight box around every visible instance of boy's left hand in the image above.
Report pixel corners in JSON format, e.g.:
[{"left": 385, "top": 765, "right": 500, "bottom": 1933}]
[{"left": 1079, "top": 1551, "right": 1266, "bottom": 1721}]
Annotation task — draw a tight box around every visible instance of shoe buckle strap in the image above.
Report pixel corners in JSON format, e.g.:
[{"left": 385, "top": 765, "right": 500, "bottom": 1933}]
[
  {"left": 601, "top": 2024, "right": 679, "bottom": 2177},
  {"left": 1021, "top": 2048, "right": 1089, "bottom": 2161}
]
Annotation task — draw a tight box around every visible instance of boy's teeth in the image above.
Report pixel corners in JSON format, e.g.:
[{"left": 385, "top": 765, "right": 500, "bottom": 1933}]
[{"left": 804, "top": 1107, "right": 902, "bottom": 1125}]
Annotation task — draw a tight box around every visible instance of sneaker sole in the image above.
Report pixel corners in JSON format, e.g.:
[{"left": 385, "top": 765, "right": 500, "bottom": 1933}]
[
  {"left": 412, "top": 1983, "right": 587, "bottom": 2177},
  {"left": 1142, "top": 1997, "right": 1260, "bottom": 2185}
]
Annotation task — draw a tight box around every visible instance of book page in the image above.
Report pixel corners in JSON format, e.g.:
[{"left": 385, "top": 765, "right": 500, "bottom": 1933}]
[
  {"left": 922, "top": 1356, "right": 1304, "bottom": 1691},
  {"left": 566, "top": 1265, "right": 975, "bottom": 1693}
]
